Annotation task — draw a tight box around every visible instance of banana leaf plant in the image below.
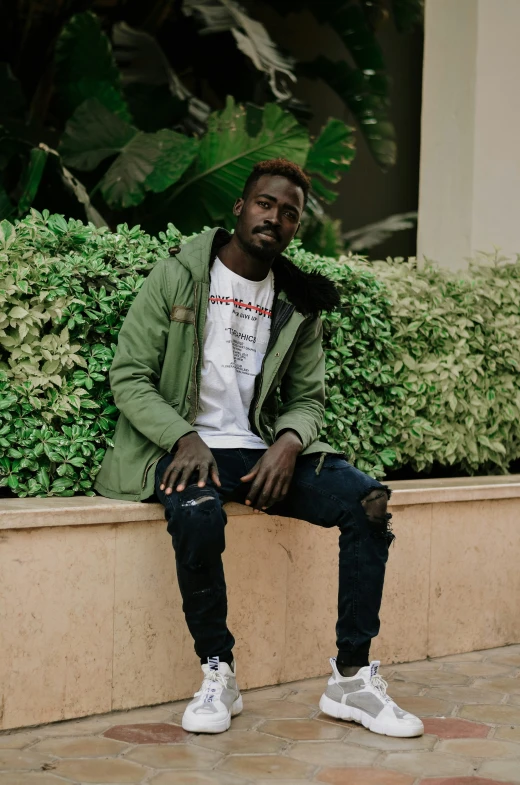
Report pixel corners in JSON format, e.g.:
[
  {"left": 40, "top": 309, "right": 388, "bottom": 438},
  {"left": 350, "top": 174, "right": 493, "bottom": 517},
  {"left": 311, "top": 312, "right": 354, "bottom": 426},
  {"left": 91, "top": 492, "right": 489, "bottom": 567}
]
[{"left": 0, "top": 0, "right": 423, "bottom": 252}]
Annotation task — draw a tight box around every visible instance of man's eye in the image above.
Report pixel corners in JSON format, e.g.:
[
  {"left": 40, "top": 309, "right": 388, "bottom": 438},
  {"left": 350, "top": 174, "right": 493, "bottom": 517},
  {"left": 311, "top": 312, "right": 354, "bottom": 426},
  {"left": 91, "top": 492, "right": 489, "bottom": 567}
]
[{"left": 258, "top": 201, "right": 269, "bottom": 208}]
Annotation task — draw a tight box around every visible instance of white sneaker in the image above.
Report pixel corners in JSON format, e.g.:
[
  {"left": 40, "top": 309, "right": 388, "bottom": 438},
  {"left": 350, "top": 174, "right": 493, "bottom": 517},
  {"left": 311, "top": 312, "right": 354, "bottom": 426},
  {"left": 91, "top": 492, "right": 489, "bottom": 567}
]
[
  {"left": 182, "top": 658, "right": 243, "bottom": 734},
  {"left": 319, "top": 658, "right": 424, "bottom": 738}
]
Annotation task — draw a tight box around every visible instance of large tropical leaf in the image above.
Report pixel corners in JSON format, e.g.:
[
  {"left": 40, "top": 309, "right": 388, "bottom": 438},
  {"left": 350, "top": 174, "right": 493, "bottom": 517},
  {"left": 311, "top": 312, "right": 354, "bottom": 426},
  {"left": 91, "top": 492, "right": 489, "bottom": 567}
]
[
  {"left": 37, "top": 144, "right": 108, "bottom": 228},
  {"left": 392, "top": 0, "right": 424, "bottom": 32},
  {"left": 183, "top": 0, "right": 296, "bottom": 99},
  {"left": 17, "top": 147, "right": 48, "bottom": 214},
  {"left": 302, "top": 56, "right": 396, "bottom": 169},
  {"left": 262, "top": 0, "right": 386, "bottom": 71},
  {"left": 0, "top": 64, "right": 26, "bottom": 122},
  {"left": 164, "top": 96, "right": 309, "bottom": 232},
  {"left": 61, "top": 99, "right": 199, "bottom": 209},
  {"left": 0, "top": 184, "right": 12, "bottom": 220},
  {"left": 343, "top": 211, "right": 417, "bottom": 251},
  {"left": 306, "top": 118, "right": 355, "bottom": 203},
  {"left": 54, "top": 11, "right": 131, "bottom": 121},
  {"left": 260, "top": 0, "right": 396, "bottom": 169},
  {"left": 112, "top": 22, "right": 210, "bottom": 134}
]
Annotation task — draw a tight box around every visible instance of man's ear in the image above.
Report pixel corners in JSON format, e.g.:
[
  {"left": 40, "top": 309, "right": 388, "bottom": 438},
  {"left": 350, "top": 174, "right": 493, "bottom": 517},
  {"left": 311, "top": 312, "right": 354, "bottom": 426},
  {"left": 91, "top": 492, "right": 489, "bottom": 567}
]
[{"left": 233, "top": 198, "right": 244, "bottom": 217}]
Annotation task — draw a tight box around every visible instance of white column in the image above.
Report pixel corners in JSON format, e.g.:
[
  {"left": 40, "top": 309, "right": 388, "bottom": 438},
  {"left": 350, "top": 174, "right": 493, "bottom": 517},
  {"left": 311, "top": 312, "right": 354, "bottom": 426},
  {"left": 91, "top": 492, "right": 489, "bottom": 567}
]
[{"left": 417, "top": 0, "right": 520, "bottom": 269}]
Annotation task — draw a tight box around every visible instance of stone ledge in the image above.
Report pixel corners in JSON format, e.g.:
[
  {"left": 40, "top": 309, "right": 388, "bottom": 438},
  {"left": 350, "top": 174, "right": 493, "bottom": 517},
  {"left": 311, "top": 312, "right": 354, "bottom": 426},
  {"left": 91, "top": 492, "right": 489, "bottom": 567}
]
[{"left": 1, "top": 475, "right": 520, "bottom": 530}]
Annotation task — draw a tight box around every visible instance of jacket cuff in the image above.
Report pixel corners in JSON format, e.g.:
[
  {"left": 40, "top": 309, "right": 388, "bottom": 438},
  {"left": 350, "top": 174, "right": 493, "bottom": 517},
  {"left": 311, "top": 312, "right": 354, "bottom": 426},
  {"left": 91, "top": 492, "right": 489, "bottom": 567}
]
[
  {"left": 274, "top": 417, "right": 313, "bottom": 451},
  {"left": 158, "top": 420, "right": 197, "bottom": 453}
]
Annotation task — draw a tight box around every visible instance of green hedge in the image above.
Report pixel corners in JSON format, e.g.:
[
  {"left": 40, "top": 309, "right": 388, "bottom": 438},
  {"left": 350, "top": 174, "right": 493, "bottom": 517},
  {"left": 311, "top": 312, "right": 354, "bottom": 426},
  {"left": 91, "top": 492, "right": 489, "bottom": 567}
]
[{"left": 1, "top": 211, "right": 519, "bottom": 497}]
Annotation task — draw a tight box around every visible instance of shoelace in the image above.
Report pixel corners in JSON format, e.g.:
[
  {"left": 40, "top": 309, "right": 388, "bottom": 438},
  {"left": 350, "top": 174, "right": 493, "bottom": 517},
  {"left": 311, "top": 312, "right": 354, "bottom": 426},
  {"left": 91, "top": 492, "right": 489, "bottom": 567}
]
[
  {"left": 195, "top": 670, "right": 228, "bottom": 703},
  {"left": 371, "top": 673, "right": 392, "bottom": 704}
]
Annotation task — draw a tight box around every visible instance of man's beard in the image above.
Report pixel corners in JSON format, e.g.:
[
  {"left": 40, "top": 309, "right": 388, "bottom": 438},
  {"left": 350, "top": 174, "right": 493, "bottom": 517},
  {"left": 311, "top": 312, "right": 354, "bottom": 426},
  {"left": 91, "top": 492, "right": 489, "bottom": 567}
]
[{"left": 236, "top": 227, "right": 280, "bottom": 262}]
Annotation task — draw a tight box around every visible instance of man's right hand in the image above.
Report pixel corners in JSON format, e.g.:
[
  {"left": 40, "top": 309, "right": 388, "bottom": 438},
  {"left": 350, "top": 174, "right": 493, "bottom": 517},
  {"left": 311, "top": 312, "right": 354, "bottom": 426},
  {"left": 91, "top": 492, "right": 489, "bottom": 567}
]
[{"left": 160, "top": 432, "right": 221, "bottom": 495}]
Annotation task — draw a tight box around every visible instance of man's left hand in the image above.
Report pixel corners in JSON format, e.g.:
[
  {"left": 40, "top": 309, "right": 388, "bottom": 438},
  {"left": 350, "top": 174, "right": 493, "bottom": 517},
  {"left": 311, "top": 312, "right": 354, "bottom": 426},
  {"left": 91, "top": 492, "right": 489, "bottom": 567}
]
[{"left": 240, "top": 430, "right": 302, "bottom": 511}]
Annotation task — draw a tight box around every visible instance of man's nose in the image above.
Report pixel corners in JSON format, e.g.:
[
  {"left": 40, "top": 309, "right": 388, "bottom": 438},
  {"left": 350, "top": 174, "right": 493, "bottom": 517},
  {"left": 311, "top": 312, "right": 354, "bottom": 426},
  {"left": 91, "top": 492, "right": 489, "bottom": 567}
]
[{"left": 265, "top": 212, "right": 281, "bottom": 226}]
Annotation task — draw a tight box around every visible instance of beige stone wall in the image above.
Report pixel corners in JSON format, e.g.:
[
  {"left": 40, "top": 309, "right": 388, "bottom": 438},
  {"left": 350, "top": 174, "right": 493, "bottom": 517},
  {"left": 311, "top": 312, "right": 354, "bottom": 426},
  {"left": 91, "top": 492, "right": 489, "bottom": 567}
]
[{"left": 1, "top": 477, "right": 520, "bottom": 730}]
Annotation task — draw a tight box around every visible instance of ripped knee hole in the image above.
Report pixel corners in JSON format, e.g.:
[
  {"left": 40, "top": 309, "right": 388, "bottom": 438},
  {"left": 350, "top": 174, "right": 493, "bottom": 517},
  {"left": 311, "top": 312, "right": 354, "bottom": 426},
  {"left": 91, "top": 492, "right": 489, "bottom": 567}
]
[{"left": 361, "top": 487, "right": 391, "bottom": 526}]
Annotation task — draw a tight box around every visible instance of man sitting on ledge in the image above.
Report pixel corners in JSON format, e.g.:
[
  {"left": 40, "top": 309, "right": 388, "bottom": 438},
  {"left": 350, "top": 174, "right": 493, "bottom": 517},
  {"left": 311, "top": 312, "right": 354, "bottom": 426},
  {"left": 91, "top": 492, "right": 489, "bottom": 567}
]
[{"left": 95, "top": 158, "right": 424, "bottom": 738}]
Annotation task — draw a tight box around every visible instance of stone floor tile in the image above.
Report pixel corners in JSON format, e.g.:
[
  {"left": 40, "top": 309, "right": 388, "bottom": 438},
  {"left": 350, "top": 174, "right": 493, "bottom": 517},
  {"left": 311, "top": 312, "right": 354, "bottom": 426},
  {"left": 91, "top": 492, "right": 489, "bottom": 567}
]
[
  {"left": 126, "top": 743, "right": 222, "bottom": 769},
  {"left": 241, "top": 699, "right": 314, "bottom": 719},
  {"left": 150, "top": 771, "right": 248, "bottom": 785},
  {"left": 392, "top": 670, "right": 469, "bottom": 686},
  {"left": 53, "top": 757, "right": 148, "bottom": 783},
  {"left": 339, "top": 726, "right": 437, "bottom": 751},
  {"left": 478, "top": 759, "right": 520, "bottom": 784},
  {"left": 104, "top": 722, "right": 191, "bottom": 744},
  {"left": 0, "top": 750, "right": 52, "bottom": 771},
  {"left": 313, "top": 712, "right": 356, "bottom": 729},
  {"left": 494, "top": 725, "right": 520, "bottom": 743},
  {"left": 255, "top": 781, "right": 317, "bottom": 785},
  {"left": 0, "top": 774, "right": 66, "bottom": 785},
  {"left": 191, "top": 729, "right": 287, "bottom": 754},
  {"left": 259, "top": 718, "right": 346, "bottom": 741},
  {"left": 316, "top": 767, "right": 415, "bottom": 785},
  {"left": 486, "top": 653, "right": 520, "bottom": 668},
  {"left": 391, "top": 660, "right": 442, "bottom": 672},
  {"left": 458, "top": 704, "right": 520, "bottom": 724},
  {"left": 484, "top": 646, "right": 520, "bottom": 665},
  {"left": 228, "top": 712, "right": 264, "bottom": 730},
  {"left": 0, "top": 734, "right": 40, "bottom": 750},
  {"left": 434, "top": 652, "right": 486, "bottom": 663},
  {"left": 473, "top": 677, "right": 520, "bottom": 694},
  {"left": 287, "top": 740, "right": 378, "bottom": 767},
  {"left": 437, "top": 737, "right": 520, "bottom": 757},
  {"left": 247, "top": 685, "right": 294, "bottom": 701},
  {"left": 506, "top": 693, "right": 520, "bottom": 707},
  {"left": 31, "top": 735, "right": 128, "bottom": 757},
  {"left": 424, "top": 685, "right": 507, "bottom": 704},
  {"left": 385, "top": 681, "right": 426, "bottom": 698},
  {"left": 106, "top": 705, "right": 174, "bottom": 724},
  {"left": 422, "top": 718, "right": 490, "bottom": 739},
  {"left": 218, "top": 753, "right": 313, "bottom": 780},
  {"left": 420, "top": 779, "right": 517, "bottom": 785},
  {"left": 443, "top": 662, "right": 515, "bottom": 678},
  {"left": 36, "top": 717, "right": 114, "bottom": 736},
  {"left": 285, "top": 686, "right": 324, "bottom": 707},
  {"left": 482, "top": 644, "right": 520, "bottom": 655},
  {"left": 382, "top": 751, "right": 473, "bottom": 777},
  {"left": 392, "top": 696, "right": 454, "bottom": 717}
]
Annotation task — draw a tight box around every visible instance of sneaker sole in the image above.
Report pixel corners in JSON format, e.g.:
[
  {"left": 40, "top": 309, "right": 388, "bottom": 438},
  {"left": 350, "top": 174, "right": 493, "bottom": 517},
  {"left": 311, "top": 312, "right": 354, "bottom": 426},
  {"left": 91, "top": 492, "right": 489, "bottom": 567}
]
[
  {"left": 319, "top": 693, "right": 424, "bottom": 738},
  {"left": 182, "top": 694, "right": 243, "bottom": 734}
]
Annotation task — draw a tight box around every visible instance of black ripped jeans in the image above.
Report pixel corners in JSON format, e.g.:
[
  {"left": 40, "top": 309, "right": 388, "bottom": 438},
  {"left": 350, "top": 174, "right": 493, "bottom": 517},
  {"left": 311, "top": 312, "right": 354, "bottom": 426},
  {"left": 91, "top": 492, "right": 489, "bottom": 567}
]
[{"left": 155, "top": 450, "right": 394, "bottom": 667}]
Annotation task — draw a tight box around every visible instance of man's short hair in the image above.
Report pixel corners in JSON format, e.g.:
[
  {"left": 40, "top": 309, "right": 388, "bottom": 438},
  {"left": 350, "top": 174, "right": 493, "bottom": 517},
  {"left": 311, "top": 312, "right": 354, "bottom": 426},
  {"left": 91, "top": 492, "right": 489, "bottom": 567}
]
[{"left": 242, "top": 158, "right": 311, "bottom": 206}]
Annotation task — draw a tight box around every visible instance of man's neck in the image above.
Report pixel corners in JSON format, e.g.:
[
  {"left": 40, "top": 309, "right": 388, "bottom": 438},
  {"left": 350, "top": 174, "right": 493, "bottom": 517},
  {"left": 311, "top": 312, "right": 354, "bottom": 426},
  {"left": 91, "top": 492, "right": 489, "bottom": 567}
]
[{"left": 218, "top": 236, "right": 273, "bottom": 282}]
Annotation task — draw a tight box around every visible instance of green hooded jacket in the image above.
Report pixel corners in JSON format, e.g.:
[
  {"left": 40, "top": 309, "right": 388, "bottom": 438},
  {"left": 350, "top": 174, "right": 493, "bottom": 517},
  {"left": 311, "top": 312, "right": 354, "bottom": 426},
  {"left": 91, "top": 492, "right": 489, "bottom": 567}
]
[{"left": 94, "top": 228, "right": 340, "bottom": 502}]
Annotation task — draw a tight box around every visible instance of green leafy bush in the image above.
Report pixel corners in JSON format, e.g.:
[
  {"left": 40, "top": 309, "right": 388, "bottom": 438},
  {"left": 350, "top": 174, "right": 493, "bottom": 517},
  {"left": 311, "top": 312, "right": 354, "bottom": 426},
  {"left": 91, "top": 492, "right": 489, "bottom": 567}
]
[
  {"left": 371, "top": 254, "right": 520, "bottom": 473},
  {"left": 0, "top": 211, "right": 181, "bottom": 496},
  {"left": 1, "top": 212, "right": 519, "bottom": 497}
]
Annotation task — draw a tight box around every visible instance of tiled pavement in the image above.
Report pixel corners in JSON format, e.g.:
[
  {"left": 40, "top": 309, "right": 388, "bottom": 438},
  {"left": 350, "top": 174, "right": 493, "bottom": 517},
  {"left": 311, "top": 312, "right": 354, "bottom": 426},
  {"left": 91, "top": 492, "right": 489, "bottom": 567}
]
[{"left": 2, "top": 645, "right": 520, "bottom": 784}]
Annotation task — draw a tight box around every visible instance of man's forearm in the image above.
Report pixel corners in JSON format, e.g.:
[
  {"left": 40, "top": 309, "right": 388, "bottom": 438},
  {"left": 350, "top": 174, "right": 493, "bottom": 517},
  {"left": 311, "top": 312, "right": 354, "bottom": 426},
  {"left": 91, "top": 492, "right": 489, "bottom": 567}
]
[{"left": 275, "top": 429, "right": 303, "bottom": 453}]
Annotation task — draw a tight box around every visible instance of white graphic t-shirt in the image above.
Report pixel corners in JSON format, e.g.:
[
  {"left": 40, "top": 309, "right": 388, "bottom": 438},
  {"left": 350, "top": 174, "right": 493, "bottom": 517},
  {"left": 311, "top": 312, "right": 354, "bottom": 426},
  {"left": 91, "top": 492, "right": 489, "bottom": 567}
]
[{"left": 193, "top": 256, "right": 275, "bottom": 448}]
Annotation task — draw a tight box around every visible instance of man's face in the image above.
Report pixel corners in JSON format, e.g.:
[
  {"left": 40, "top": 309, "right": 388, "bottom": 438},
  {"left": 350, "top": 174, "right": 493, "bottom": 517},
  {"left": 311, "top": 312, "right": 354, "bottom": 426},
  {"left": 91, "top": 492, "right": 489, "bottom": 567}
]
[{"left": 233, "top": 174, "right": 304, "bottom": 261}]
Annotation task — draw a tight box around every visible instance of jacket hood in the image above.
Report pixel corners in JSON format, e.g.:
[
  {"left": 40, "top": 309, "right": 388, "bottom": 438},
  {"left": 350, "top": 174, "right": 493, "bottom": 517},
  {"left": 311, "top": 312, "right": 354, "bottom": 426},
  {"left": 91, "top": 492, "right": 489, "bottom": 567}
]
[{"left": 175, "top": 227, "right": 340, "bottom": 316}]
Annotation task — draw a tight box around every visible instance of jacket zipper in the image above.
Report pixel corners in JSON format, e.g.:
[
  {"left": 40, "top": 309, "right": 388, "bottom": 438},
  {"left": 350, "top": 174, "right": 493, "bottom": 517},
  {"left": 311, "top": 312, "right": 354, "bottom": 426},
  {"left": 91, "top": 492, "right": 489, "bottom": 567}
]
[
  {"left": 248, "top": 299, "right": 295, "bottom": 432},
  {"left": 190, "top": 283, "right": 199, "bottom": 423}
]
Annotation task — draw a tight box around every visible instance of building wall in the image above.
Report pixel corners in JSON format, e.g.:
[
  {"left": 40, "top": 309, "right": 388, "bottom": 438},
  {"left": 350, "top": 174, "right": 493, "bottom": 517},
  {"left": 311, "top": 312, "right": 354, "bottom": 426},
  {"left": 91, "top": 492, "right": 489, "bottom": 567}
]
[{"left": 418, "top": 0, "right": 520, "bottom": 268}]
